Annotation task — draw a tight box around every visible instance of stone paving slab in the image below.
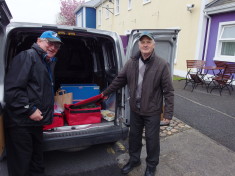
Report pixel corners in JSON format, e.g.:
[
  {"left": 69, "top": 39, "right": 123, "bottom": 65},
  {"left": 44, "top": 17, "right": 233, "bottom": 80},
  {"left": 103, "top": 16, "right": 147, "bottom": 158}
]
[
  {"left": 142, "top": 117, "right": 191, "bottom": 138},
  {"left": 160, "top": 117, "right": 191, "bottom": 137}
]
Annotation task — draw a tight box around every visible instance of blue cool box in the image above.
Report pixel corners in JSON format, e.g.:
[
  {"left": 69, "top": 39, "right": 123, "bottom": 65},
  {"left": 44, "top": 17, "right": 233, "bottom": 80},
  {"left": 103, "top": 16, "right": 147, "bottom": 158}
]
[{"left": 60, "top": 84, "right": 100, "bottom": 103}]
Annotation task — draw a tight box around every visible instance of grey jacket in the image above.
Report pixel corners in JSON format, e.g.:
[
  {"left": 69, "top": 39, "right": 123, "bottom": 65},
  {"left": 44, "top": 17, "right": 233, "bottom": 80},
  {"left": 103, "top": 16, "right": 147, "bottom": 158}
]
[{"left": 103, "top": 51, "right": 174, "bottom": 119}]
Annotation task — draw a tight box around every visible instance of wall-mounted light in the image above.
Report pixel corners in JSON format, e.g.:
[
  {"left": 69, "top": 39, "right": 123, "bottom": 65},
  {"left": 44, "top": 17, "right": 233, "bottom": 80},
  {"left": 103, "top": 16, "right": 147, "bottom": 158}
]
[{"left": 187, "top": 4, "right": 195, "bottom": 13}]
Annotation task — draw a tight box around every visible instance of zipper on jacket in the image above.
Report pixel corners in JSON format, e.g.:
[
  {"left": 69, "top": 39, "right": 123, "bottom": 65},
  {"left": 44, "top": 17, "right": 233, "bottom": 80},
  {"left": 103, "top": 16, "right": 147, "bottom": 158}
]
[{"left": 43, "top": 54, "right": 55, "bottom": 105}]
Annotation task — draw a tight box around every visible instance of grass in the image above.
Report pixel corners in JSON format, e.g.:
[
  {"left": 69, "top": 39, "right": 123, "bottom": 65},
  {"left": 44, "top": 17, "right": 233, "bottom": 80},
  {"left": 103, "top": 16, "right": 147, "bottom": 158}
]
[{"left": 173, "top": 75, "right": 185, "bottom": 81}]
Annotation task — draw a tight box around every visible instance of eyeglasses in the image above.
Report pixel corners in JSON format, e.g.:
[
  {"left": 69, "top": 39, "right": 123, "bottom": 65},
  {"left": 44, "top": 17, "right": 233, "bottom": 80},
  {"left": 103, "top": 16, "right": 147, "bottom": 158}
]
[{"left": 43, "top": 39, "right": 61, "bottom": 49}]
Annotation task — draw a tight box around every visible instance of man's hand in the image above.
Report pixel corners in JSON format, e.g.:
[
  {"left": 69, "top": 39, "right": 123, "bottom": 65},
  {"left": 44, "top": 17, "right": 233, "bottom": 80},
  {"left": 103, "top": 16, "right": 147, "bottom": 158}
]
[
  {"left": 162, "top": 118, "right": 170, "bottom": 123},
  {"left": 160, "top": 118, "right": 170, "bottom": 126},
  {"left": 101, "top": 93, "right": 108, "bottom": 100},
  {"left": 29, "top": 109, "right": 43, "bottom": 121}
]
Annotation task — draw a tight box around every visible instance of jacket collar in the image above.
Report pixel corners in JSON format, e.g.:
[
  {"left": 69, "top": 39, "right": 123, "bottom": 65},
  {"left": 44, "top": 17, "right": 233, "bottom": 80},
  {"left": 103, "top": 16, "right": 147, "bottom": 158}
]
[
  {"left": 31, "top": 43, "right": 57, "bottom": 63},
  {"left": 31, "top": 43, "right": 47, "bottom": 58},
  {"left": 131, "top": 50, "right": 156, "bottom": 64}
]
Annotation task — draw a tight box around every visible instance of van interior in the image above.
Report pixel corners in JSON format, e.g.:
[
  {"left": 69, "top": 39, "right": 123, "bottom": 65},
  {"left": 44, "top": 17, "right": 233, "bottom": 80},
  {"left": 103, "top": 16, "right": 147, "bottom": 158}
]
[{"left": 5, "top": 28, "right": 119, "bottom": 127}]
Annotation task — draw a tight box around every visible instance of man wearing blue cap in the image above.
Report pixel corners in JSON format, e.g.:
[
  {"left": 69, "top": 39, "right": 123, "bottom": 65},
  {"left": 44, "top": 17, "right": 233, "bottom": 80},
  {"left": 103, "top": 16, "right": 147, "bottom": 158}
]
[
  {"left": 102, "top": 32, "right": 174, "bottom": 176},
  {"left": 4, "top": 31, "right": 62, "bottom": 176}
]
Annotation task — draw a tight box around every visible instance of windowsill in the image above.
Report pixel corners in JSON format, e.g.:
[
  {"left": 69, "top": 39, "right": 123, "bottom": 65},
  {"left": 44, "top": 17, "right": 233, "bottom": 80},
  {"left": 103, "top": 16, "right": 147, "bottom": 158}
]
[
  {"left": 115, "top": 12, "right": 120, "bottom": 16},
  {"left": 213, "top": 56, "right": 235, "bottom": 62},
  {"left": 128, "top": 8, "right": 132, "bottom": 11}
]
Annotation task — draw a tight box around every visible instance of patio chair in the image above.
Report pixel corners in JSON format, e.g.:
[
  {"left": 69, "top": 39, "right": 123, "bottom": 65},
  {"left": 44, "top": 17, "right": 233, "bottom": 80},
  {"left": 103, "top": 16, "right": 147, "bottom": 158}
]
[
  {"left": 210, "top": 63, "right": 235, "bottom": 95},
  {"left": 214, "top": 60, "right": 227, "bottom": 67},
  {"left": 184, "top": 60, "right": 206, "bottom": 92},
  {"left": 204, "top": 61, "right": 227, "bottom": 90},
  {"left": 214, "top": 60, "right": 229, "bottom": 76}
]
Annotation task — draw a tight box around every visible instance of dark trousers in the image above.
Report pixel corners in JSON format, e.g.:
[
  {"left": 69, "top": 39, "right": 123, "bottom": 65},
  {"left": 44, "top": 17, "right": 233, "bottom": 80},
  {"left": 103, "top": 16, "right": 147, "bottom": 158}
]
[
  {"left": 129, "top": 111, "right": 160, "bottom": 167},
  {"left": 5, "top": 126, "right": 45, "bottom": 176}
]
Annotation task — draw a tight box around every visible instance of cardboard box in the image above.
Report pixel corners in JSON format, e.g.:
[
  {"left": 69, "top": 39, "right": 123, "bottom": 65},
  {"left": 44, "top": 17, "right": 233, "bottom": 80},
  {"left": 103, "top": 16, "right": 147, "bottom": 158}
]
[{"left": 60, "top": 84, "right": 100, "bottom": 103}]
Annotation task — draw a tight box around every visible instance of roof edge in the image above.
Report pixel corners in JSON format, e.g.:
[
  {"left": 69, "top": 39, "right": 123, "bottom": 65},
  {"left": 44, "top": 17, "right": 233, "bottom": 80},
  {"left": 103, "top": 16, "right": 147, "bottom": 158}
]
[
  {"left": 0, "top": 1, "right": 13, "bottom": 24},
  {"left": 204, "top": 2, "right": 235, "bottom": 14},
  {"left": 75, "top": 0, "right": 101, "bottom": 13},
  {"left": 94, "top": 0, "right": 109, "bottom": 8},
  {"left": 205, "top": 0, "right": 220, "bottom": 8}
]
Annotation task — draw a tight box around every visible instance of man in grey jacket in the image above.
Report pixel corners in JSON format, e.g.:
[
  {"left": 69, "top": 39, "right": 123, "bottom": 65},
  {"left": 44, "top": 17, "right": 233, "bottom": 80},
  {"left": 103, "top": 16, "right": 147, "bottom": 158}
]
[{"left": 102, "top": 32, "right": 174, "bottom": 176}]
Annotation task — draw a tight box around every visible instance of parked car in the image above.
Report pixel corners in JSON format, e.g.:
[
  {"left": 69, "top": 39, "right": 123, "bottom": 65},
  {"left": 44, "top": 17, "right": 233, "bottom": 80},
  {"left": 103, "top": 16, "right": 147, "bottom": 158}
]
[{"left": 0, "top": 12, "right": 179, "bottom": 157}]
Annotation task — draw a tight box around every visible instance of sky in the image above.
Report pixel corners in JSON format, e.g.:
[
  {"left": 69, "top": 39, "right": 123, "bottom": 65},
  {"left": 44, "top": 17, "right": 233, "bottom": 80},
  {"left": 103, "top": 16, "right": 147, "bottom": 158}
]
[{"left": 5, "top": 0, "right": 64, "bottom": 24}]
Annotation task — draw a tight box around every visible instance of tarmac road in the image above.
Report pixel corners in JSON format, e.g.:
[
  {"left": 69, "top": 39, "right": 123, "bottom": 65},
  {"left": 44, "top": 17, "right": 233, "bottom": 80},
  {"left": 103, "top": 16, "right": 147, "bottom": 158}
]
[
  {"left": 43, "top": 142, "right": 127, "bottom": 176},
  {"left": 173, "top": 80, "right": 235, "bottom": 152},
  {"left": 0, "top": 141, "right": 127, "bottom": 176}
]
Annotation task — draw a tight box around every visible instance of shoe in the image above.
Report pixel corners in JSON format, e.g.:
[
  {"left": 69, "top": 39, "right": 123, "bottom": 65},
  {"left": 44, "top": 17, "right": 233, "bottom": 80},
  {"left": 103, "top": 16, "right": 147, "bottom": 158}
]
[
  {"left": 160, "top": 120, "right": 170, "bottom": 126},
  {"left": 121, "top": 161, "right": 141, "bottom": 174},
  {"left": 144, "top": 166, "right": 156, "bottom": 176}
]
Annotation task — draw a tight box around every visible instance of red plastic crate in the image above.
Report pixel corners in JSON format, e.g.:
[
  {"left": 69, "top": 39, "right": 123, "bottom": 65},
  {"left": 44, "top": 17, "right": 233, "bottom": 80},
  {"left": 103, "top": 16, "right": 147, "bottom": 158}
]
[{"left": 43, "top": 113, "right": 64, "bottom": 130}]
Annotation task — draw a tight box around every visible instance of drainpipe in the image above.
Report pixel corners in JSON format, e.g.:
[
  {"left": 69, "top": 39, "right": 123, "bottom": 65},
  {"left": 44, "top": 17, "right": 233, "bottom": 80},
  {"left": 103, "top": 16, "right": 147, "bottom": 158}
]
[{"left": 203, "top": 11, "right": 211, "bottom": 63}]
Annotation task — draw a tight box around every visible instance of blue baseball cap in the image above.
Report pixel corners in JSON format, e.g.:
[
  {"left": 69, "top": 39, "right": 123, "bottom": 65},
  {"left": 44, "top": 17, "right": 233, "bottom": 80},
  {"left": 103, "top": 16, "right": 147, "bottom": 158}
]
[
  {"left": 40, "top": 31, "right": 63, "bottom": 44},
  {"left": 139, "top": 32, "right": 154, "bottom": 41}
]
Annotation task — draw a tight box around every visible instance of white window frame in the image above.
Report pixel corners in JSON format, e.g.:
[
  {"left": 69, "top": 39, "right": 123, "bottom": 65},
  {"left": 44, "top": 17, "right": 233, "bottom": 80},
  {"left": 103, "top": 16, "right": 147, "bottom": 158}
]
[
  {"left": 97, "top": 9, "right": 101, "bottom": 26},
  {"left": 115, "top": 0, "right": 120, "bottom": 15},
  {"left": 76, "top": 13, "right": 82, "bottom": 27},
  {"left": 105, "top": 4, "right": 110, "bottom": 19},
  {"left": 214, "top": 21, "right": 235, "bottom": 62},
  {"left": 143, "top": 0, "right": 151, "bottom": 5},
  {"left": 128, "top": 0, "right": 132, "bottom": 10}
]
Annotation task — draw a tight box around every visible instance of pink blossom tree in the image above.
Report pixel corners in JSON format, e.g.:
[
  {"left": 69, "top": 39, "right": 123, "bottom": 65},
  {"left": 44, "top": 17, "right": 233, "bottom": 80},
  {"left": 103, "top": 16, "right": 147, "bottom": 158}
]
[{"left": 57, "top": 0, "right": 84, "bottom": 26}]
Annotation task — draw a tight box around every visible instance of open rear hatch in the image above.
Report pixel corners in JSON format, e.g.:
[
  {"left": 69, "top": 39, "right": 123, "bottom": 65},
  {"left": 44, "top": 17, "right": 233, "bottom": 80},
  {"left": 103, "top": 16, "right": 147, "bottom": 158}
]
[{"left": 4, "top": 23, "right": 128, "bottom": 151}]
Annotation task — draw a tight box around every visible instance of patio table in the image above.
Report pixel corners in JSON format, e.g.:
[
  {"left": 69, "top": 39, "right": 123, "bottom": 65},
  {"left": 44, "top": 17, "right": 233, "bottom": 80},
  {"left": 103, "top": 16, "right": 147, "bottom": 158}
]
[
  {"left": 203, "top": 66, "right": 225, "bottom": 76},
  {"left": 202, "top": 66, "right": 226, "bottom": 92}
]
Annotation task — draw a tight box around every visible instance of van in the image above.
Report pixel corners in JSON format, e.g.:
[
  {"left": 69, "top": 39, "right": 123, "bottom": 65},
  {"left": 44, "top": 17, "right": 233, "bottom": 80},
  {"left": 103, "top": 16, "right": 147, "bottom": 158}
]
[
  {"left": 0, "top": 0, "right": 12, "bottom": 160},
  {"left": 0, "top": 3, "right": 179, "bottom": 159}
]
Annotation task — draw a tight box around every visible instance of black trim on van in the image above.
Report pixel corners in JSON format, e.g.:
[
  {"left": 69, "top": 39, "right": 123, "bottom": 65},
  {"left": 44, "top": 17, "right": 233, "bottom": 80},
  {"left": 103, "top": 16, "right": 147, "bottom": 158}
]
[{"left": 43, "top": 125, "right": 128, "bottom": 151}]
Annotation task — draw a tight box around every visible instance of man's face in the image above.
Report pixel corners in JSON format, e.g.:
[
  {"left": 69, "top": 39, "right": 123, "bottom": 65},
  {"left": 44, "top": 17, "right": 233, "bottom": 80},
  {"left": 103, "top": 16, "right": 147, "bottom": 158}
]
[
  {"left": 138, "top": 36, "right": 155, "bottom": 56},
  {"left": 37, "top": 38, "right": 61, "bottom": 58}
]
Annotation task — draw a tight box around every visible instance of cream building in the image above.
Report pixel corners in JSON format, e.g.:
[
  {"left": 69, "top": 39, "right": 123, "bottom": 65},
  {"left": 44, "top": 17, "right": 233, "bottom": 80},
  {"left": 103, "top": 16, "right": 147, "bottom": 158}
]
[{"left": 95, "top": 0, "right": 213, "bottom": 77}]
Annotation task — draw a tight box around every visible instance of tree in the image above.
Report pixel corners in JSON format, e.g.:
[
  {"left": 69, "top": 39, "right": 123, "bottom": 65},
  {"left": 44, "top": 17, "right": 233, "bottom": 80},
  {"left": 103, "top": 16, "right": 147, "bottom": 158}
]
[{"left": 57, "top": 0, "right": 84, "bottom": 26}]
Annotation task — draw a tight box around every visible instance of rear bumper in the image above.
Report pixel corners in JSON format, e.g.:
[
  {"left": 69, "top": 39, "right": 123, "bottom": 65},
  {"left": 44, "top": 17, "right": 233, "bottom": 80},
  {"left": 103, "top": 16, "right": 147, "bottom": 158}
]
[{"left": 43, "top": 125, "right": 129, "bottom": 151}]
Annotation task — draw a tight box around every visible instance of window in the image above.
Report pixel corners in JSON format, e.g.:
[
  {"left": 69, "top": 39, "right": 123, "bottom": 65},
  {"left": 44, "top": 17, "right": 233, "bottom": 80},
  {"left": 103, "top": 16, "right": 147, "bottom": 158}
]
[
  {"left": 143, "top": 0, "right": 151, "bottom": 4},
  {"left": 97, "top": 9, "right": 101, "bottom": 26},
  {"left": 106, "top": 4, "right": 110, "bottom": 19},
  {"left": 128, "top": 0, "right": 132, "bottom": 10},
  {"left": 115, "top": 0, "right": 120, "bottom": 15},
  {"left": 215, "top": 22, "right": 235, "bottom": 61}
]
